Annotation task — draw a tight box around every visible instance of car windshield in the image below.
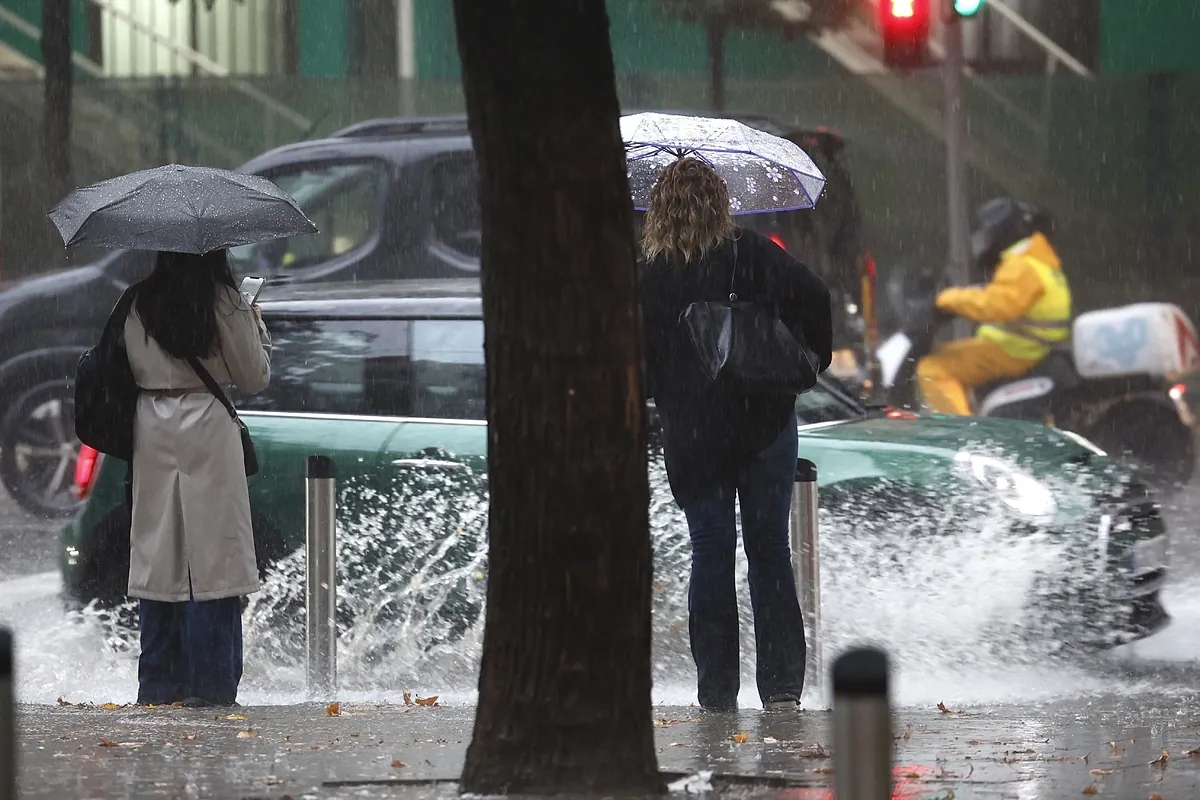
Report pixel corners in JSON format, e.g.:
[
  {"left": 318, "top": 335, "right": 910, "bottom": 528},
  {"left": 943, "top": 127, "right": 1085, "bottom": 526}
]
[{"left": 795, "top": 377, "right": 866, "bottom": 425}]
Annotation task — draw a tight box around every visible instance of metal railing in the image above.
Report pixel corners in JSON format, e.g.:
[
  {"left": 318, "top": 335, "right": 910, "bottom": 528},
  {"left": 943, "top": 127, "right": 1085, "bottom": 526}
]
[
  {"left": 305, "top": 455, "right": 337, "bottom": 696},
  {"left": 0, "top": 5, "right": 245, "bottom": 168},
  {"left": 790, "top": 458, "right": 822, "bottom": 691},
  {"left": 86, "top": 0, "right": 312, "bottom": 134}
]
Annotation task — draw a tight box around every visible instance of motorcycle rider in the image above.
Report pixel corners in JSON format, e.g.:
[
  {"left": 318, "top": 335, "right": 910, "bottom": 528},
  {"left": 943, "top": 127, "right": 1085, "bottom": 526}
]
[{"left": 916, "top": 197, "right": 1072, "bottom": 415}]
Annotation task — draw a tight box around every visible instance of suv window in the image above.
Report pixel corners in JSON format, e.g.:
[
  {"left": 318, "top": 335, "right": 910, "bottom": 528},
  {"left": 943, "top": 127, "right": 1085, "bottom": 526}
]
[
  {"left": 228, "top": 161, "right": 389, "bottom": 278},
  {"left": 410, "top": 320, "right": 486, "bottom": 420},
  {"left": 236, "top": 318, "right": 412, "bottom": 417},
  {"left": 427, "top": 156, "right": 482, "bottom": 270}
]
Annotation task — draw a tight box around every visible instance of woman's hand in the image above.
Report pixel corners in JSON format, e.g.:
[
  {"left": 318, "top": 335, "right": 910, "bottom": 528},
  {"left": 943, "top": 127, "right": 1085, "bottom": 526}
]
[{"left": 251, "top": 303, "right": 263, "bottom": 322}]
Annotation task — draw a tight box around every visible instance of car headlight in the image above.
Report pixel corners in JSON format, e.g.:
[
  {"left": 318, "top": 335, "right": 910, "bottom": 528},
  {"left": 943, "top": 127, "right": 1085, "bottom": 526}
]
[{"left": 954, "top": 451, "right": 1058, "bottom": 521}]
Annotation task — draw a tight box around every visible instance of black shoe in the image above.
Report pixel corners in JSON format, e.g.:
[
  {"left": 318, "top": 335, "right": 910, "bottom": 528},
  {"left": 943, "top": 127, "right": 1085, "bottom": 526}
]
[
  {"left": 699, "top": 702, "right": 738, "bottom": 713},
  {"left": 763, "top": 695, "right": 801, "bottom": 711}
]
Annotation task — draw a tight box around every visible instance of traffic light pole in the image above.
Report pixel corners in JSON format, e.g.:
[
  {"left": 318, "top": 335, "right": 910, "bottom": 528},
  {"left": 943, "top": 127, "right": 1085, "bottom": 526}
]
[{"left": 942, "top": 6, "right": 973, "bottom": 337}]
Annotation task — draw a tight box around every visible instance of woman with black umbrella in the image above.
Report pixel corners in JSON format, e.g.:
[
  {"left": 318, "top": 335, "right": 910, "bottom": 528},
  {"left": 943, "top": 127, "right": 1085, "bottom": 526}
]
[{"left": 124, "top": 250, "right": 271, "bottom": 707}]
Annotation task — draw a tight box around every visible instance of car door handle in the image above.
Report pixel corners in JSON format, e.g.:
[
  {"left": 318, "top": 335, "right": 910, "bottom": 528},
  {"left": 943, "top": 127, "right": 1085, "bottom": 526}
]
[{"left": 391, "top": 458, "right": 469, "bottom": 470}]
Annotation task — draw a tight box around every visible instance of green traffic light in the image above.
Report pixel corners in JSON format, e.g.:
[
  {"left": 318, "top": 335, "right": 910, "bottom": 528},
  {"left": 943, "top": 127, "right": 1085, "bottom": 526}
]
[{"left": 954, "top": 0, "right": 985, "bottom": 16}]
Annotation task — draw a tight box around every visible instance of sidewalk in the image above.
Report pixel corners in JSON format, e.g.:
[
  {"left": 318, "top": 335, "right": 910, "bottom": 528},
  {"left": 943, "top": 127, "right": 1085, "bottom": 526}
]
[{"left": 14, "top": 696, "right": 1200, "bottom": 799}]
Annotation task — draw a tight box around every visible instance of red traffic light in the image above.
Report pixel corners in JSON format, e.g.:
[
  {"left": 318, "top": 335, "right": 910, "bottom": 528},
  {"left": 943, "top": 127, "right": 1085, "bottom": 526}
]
[{"left": 880, "top": 0, "right": 931, "bottom": 69}]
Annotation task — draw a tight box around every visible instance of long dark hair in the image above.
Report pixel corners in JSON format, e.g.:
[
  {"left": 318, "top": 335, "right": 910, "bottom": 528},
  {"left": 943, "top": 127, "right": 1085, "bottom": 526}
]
[{"left": 133, "top": 250, "right": 239, "bottom": 360}]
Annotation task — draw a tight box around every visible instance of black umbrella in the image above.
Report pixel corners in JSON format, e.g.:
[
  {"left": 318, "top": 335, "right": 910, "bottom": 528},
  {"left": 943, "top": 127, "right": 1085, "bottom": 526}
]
[{"left": 47, "top": 164, "right": 317, "bottom": 254}]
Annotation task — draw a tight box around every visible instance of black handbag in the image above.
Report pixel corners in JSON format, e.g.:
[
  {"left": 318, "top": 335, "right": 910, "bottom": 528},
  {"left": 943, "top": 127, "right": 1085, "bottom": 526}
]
[
  {"left": 186, "top": 356, "right": 259, "bottom": 477},
  {"left": 74, "top": 288, "right": 139, "bottom": 461},
  {"left": 679, "top": 237, "right": 820, "bottom": 395}
]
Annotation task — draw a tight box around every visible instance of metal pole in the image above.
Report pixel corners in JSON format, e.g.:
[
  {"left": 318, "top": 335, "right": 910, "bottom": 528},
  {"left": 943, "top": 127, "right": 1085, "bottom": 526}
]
[
  {"left": 305, "top": 455, "right": 337, "bottom": 696},
  {"left": 943, "top": 7, "right": 974, "bottom": 339},
  {"left": 833, "top": 646, "right": 893, "bottom": 800},
  {"left": 1, "top": 627, "right": 15, "bottom": 800},
  {"left": 790, "top": 458, "right": 821, "bottom": 691}
]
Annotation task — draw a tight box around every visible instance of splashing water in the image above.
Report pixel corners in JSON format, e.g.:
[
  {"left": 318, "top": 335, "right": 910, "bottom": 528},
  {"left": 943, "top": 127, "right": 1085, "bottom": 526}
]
[{"left": 4, "top": 453, "right": 1196, "bottom": 707}]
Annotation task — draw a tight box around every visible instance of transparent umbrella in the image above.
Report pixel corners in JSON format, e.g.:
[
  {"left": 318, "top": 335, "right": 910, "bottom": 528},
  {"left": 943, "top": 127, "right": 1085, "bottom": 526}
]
[{"left": 621, "top": 112, "right": 826, "bottom": 215}]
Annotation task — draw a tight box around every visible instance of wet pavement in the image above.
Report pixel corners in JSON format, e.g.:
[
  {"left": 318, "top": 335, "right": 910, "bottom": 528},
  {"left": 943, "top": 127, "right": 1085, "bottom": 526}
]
[{"left": 12, "top": 695, "right": 1200, "bottom": 799}]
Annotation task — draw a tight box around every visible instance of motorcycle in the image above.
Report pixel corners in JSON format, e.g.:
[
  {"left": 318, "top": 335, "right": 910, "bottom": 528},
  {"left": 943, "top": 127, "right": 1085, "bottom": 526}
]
[{"left": 872, "top": 268, "right": 1198, "bottom": 492}]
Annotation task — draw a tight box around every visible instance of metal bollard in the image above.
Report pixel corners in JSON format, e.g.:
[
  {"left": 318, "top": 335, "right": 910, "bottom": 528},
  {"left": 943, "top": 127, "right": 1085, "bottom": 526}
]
[
  {"left": 1, "top": 627, "right": 14, "bottom": 800},
  {"left": 305, "top": 455, "right": 337, "bottom": 696},
  {"left": 832, "top": 647, "right": 893, "bottom": 800},
  {"left": 790, "top": 458, "right": 821, "bottom": 690}
]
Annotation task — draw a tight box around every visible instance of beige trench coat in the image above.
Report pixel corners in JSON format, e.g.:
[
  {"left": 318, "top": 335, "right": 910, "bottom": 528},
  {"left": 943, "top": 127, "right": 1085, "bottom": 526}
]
[{"left": 124, "top": 285, "right": 272, "bottom": 602}]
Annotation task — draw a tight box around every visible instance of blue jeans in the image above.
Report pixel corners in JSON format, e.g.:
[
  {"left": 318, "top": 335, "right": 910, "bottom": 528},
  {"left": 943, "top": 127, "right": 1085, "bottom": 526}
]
[
  {"left": 137, "top": 597, "right": 244, "bottom": 706},
  {"left": 681, "top": 414, "right": 806, "bottom": 709}
]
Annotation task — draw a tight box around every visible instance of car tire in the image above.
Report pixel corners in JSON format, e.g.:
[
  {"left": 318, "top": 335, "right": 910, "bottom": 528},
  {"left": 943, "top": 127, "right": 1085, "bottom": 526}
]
[{"left": 0, "top": 378, "right": 82, "bottom": 518}]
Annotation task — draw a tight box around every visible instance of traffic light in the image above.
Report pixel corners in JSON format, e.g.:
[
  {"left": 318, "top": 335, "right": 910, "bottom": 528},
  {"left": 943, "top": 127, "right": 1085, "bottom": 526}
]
[
  {"left": 880, "top": 0, "right": 931, "bottom": 69},
  {"left": 953, "top": 0, "right": 986, "bottom": 17}
]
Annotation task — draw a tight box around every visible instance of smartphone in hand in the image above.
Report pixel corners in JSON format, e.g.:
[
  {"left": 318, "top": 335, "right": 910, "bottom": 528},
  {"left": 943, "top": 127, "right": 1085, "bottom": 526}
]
[{"left": 239, "top": 276, "right": 266, "bottom": 307}]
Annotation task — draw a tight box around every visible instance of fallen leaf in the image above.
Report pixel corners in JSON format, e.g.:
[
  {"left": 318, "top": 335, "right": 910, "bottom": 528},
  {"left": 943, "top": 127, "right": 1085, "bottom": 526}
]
[
  {"left": 903, "top": 771, "right": 922, "bottom": 780},
  {"left": 1081, "top": 788, "right": 1098, "bottom": 796},
  {"left": 732, "top": 732, "right": 749, "bottom": 744},
  {"left": 763, "top": 736, "right": 779, "bottom": 744},
  {"left": 1150, "top": 749, "right": 1169, "bottom": 766},
  {"left": 98, "top": 738, "right": 117, "bottom": 748},
  {"left": 415, "top": 696, "right": 439, "bottom": 707},
  {"left": 1148, "top": 795, "right": 1164, "bottom": 800},
  {"left": 403, "top": 692, "right": 413, "bottom": 706},
  {"left": 1089, "top": 769, "right": 1116, "bottom": 775},
  {"left": 391, "top": 760, "right": 406, "bottom": 768},
  {"left": 222, "top": 713, "right": 248, "bottom": 721},
  {"left": 326, "top": 701, "right": 341, "bottom": 717},
  {"left": 236, "top": 728, "right": 256, "bottom": 739},
  {"left": 1187, "top": 745, "right": 1200, "bottom": 757},
  {"left": 799, "top": 744, "right": 829, "bottom": 759},
  {"left": 98, "top": 703, "right": 123, "bottom": 710},
  {"left": 902, "top": 724, "right": 913, "bottom": 741},
  {"left": 813, "top": 767, "right": 833, "bottom": 775},
  {"left": 56, "top": 696, "right": 72, "bottom": 707},
  {"left": 182, "top": 732, "right": 199, "bottom": 741}
]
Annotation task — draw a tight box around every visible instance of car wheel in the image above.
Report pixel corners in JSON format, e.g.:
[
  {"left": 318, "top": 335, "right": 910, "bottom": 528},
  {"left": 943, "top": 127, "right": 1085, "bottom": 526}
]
[{"left": 0, "top": 378, "right": 82, "bottom": 517}]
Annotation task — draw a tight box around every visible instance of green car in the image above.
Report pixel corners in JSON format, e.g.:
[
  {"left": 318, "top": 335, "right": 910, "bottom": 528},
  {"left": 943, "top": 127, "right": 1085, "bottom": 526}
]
[{"left": 60, "top": 280, "right": 1170, "bottom": 654}]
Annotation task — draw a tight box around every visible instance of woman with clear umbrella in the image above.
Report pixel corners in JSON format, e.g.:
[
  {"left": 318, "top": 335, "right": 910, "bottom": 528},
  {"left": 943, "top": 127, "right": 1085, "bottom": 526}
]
[{"left": 639, "top": 156, "right": 832, "bottom": 712}]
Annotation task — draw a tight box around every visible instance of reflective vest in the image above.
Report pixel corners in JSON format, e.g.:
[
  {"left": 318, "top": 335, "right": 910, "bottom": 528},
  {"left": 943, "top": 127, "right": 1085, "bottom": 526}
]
[{"left": 977, "top": 255, "right": 1072, "bottom": 361}]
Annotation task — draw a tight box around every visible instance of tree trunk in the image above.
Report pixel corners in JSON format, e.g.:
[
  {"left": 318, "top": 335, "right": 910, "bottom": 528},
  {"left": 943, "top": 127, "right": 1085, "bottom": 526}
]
[
  {"left": 706, "top": 14, "right": 727, "bottom": 112},
  {"left": 451, "top": 1, "right": 660, "bottom": 795},
  {"left": 42, "top": 0, "right": 73, "bottom": 206}
]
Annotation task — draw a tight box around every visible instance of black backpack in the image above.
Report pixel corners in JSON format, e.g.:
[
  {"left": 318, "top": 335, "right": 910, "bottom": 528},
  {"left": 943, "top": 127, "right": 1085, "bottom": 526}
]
[{"left": 75, "top": 287, "right": 139, "bottom": 461}]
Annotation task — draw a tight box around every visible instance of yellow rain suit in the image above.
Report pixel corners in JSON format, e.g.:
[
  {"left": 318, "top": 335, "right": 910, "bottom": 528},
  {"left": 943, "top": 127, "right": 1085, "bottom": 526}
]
[{"left": 916, "top": 232, "right": 1071, "bottom": 415}]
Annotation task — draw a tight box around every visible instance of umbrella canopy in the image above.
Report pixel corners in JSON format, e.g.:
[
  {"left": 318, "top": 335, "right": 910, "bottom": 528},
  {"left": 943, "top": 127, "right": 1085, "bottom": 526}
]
[
  {"left": 48, "top": 164, "right": 317, "bottom": 254},
  {"left": 621, "top": 112, "right": 826, "bottom": 215}
]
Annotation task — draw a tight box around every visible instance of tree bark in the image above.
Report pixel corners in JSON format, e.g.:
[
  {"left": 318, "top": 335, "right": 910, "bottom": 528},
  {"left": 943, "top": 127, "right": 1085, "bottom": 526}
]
[
  {"left": 42, "top": 0, "right": 73, "bottom": 205},
  {"left": 451, "top": 1, "right": 660, "bottom": 795}
]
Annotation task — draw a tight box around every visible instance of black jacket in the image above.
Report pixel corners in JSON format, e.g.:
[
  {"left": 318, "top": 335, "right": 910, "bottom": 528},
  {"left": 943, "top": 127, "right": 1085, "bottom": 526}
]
[{"left": 640, "top": 228, "right": 833, "bottom": 508}]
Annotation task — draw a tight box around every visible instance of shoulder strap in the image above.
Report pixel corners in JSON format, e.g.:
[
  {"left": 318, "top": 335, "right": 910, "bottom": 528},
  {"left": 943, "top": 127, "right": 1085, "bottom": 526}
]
[
  {"left": 186, "top": 356, "right": 238, "bottom": 421},
  {"left": 106, "top": 286, "right": 139, "bottom": 346},
  {"left": 728, "top": 236, "right": 740, "bottom": 300}
]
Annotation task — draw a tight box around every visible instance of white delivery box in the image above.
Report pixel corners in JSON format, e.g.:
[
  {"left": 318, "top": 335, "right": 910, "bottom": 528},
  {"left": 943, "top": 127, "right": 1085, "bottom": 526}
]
[{"left": 1073, "top": 303, "right": 1200, "bottom": 379}]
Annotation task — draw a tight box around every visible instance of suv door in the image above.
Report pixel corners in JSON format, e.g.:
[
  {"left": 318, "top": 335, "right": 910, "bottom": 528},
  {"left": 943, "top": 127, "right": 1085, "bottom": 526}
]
[
  {"left": 235, "top": 315, "right": 410, "bottom": 554},
  {"left": 375, "top": 317, "right": 488, "bottom": 648}
]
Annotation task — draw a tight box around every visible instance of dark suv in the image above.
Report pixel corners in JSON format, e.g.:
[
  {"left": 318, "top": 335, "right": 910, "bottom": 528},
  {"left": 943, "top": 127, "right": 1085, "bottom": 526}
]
[{"left": 0, "top": 112, "right": 869, "bottom": 517}]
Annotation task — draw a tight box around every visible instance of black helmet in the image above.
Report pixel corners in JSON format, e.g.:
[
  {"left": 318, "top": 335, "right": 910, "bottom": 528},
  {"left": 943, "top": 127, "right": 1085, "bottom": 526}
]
[{"left": 970, "top": 197, "right": 1051, "bottom": 272}]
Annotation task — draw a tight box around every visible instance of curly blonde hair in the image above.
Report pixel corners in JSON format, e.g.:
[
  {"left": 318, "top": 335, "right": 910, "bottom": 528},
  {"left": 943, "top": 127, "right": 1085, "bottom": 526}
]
[{"left": 641, "top": 157, "right": 735, "bottom": 263}]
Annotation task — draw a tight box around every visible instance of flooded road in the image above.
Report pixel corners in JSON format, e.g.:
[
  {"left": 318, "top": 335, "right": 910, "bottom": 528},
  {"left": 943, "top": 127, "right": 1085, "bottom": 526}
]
[{"left": 4, "top": 459, "right": 1200, "bottom": 798}]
